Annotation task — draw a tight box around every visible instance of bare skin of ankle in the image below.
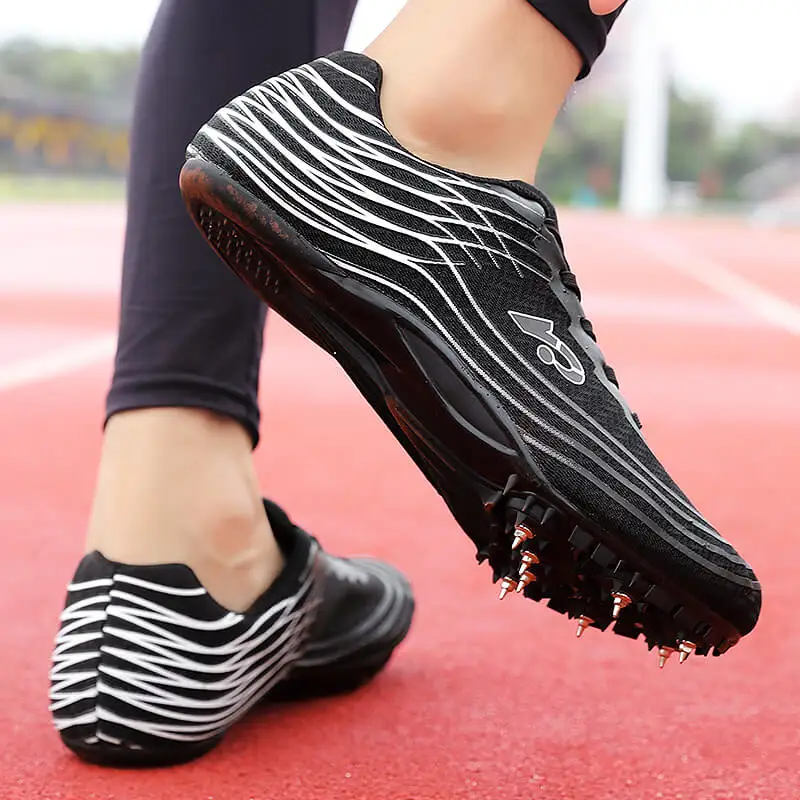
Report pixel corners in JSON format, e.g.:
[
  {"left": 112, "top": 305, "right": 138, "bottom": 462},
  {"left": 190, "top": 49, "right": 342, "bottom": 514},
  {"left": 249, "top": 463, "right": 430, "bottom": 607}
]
[
  {"left": 86, "top": 408, "right": 284, "bottom": 612},
  {"left": 591, "top": 0, "right": 626, "bottom": 15},
  {"left": 365, "top": 0, "right": 583, "bottom": 181}
]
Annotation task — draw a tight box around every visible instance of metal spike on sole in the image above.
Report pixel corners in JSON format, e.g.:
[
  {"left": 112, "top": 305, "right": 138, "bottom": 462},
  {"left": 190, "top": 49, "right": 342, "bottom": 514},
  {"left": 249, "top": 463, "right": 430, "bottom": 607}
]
[
  {"left": 516, "top": 571, "right": 537, "bottom": 593},
  {"left": 512, "top": 524, "right": 535, "bottom": 551},
  {"left": 518, "top": 551, "right": 540, "bottom": 575},
  {"left": 611, "top": 592, "right": 632, "bottom": 620},
  {"left": 576, "top": 616, "right": 594, "bottom": 638},
  {"left": 657, "top": 647, "right": 675, "bottom": 669},
  {"left": 498, "top": 578, "right": 517, "bottom": 600},
  {"left": 678, "top": 641, "right": 697, "bottom": 664}
]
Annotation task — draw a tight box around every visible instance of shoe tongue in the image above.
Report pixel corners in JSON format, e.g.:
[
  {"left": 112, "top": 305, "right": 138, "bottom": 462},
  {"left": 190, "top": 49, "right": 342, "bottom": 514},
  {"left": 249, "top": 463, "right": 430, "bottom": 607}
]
[
  {"left": 262, "top": 498, "right": 314, "bottom": 568},
  {"left": 263, "top": 498, "right": 294, "bottom": 537},
  {"left": 229, "top": 501, "right": 316, "bottom": 616}
]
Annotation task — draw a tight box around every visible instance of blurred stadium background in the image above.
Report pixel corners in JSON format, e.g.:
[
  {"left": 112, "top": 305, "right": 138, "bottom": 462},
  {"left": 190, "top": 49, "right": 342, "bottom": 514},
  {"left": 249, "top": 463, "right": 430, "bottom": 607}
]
[{"left": 1, "top": 0, "right": 799, "bottom": 221}]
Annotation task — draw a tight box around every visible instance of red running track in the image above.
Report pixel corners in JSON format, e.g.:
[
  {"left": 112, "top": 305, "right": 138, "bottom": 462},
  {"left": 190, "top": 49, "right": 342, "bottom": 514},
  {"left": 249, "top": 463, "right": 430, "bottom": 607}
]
[{"left": 1, "top": 205, "right": 799, "bottom": 800}]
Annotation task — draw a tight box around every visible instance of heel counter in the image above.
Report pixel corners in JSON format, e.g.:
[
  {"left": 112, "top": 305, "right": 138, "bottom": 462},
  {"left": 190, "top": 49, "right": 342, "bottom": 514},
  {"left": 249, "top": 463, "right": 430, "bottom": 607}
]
[{"left": 49, "top": 552, "right": 116, "bottom": 741}]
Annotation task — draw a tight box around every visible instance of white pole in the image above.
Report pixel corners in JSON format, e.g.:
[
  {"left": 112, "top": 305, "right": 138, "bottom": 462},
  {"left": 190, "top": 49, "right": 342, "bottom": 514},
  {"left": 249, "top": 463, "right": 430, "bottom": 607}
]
[
  {"left": 345, "top": 0, "right": 407, "bottom": 52},
  {"left": 619, "top": 0, "right": 670, "bottom": 217}
]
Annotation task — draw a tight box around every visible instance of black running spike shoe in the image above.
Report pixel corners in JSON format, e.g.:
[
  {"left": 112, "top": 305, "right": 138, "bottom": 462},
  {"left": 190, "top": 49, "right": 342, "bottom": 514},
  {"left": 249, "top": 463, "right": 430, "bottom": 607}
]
[
  {"left": 179, "top": 52, "right": 761, "bottom": 665},
  {"left": 49, "top": 499, "right": 414, "bottom": 767}
]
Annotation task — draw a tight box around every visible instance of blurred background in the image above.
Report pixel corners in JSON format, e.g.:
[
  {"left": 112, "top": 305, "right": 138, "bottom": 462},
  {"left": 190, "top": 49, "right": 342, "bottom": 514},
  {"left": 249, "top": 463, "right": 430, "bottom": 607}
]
[
  {"left": 1, "top": 4, "right": 798, "bottom": 799},
  {"left": 0, "top": 0, "right": 798, "bottom": 224}
]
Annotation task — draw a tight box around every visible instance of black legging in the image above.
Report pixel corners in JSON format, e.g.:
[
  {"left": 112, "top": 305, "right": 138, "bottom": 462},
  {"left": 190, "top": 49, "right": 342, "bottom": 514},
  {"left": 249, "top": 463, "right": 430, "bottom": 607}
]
[{"left": 106, "top": 0, "right": 622, "bottom": 446}]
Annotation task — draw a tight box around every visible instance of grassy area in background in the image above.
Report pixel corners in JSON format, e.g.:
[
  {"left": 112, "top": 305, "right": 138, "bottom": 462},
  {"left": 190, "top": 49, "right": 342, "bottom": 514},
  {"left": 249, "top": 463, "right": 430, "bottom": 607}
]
[{"left": 0, "top": 174, "right": 125, "bottom": 202}]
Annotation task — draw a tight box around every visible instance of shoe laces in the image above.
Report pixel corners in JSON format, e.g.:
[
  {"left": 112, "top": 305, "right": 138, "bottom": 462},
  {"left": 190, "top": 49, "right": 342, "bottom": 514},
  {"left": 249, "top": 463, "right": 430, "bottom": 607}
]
[{"left": 550, "top": 229, "right": 642, "bottom": 430}]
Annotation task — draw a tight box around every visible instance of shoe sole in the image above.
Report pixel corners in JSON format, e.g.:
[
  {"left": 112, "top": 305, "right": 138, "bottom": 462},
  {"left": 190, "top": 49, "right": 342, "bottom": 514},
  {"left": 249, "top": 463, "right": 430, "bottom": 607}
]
[
  {"left": 60, "top": 735, "right": 224, "bottom": 769},
  {"left": 179, "top": 157, "right": 743, "bottom": 664}
]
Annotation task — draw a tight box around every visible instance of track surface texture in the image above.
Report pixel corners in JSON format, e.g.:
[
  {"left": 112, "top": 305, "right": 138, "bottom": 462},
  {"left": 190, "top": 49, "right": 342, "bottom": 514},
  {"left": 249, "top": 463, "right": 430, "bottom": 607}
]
[{"left": 1, "top": 204, "right": 798, "bottom": 799}]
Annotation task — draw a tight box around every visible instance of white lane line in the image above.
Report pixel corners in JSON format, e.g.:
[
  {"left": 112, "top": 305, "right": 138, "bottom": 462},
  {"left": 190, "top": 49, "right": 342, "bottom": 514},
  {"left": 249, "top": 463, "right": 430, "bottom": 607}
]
[
  {"left": 627, "top": 229, "right": 800, "bottom": 337},
  {"left": 0, "top": 226, "right": 792, "bottom": 396},
  {"left": 582, "top": 294, "right": 765, "bottom": 328},
  {"left": 0, "top": 334, "right": 116, "bottom": 393}
]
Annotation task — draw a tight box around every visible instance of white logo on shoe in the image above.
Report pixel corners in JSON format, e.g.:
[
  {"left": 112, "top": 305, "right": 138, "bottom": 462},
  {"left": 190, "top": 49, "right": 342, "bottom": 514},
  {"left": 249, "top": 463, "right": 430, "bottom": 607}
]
[
  {"left": 508, "top": 311, "right": 586, "bottom": 386},
  {"left": 326, "top": 557, "right": 369, "bottom": 586}
]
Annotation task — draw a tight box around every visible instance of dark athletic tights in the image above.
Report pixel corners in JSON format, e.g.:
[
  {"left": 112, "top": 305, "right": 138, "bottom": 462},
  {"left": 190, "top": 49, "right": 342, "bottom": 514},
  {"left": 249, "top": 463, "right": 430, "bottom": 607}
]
[{"left": 106, "top": 0, "right": 622, "bottom": 447}]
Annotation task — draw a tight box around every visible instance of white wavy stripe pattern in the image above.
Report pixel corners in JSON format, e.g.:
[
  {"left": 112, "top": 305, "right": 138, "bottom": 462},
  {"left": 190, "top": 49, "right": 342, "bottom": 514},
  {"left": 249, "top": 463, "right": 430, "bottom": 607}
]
[
  {"left": 208, "top": 66, "right": 719, "bottom": 535},
  {"left": 50, "top": 564, "right": 319, "bottom": 744},
  {"left": 205, "top": 115, "right": 702, "bottom": 535},
  {"left": 194, "top": 58, "right": 750, "bottom": 578}
]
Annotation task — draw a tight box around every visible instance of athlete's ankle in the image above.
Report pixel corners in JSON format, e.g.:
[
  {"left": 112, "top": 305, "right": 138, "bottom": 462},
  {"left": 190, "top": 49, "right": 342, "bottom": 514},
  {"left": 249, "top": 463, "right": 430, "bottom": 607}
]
[
  {"left": 86, "top": 407, "right": 285, "bottom": 611},
  {"left": 364, "top": 0, "right": 581, "bottom": 181}
]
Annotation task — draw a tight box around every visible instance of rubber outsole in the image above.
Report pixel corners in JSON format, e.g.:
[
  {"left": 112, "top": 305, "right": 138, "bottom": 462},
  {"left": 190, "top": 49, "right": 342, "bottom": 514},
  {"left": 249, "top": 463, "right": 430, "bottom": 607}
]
[
  {"left": 59, "top": 734, "right": 223, "bottom": 769},
  {"left": 178, "top": 157, "right": 743, "bottom": 664}
]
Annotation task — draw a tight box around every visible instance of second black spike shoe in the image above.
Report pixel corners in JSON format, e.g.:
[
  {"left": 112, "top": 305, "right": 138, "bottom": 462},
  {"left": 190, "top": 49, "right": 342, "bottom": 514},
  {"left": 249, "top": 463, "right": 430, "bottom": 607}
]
[{"left": 49, "top": 499, "right": 414, "bottom": 767}]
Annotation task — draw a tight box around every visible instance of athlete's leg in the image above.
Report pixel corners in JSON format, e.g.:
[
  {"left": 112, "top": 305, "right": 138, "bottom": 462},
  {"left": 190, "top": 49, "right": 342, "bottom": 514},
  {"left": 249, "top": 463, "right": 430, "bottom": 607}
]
[
  {"left": 93, "top": 0, "right": 355, "bottom": 612},
  {"left": 50, "top": 0, "right": 414, "bottom": 769}
]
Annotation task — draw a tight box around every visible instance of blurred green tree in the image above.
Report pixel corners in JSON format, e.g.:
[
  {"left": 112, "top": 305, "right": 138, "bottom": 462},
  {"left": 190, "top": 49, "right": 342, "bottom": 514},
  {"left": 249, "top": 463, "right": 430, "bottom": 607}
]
[
  {"left": 1, "top": 38, "right": 797, "bottom": 199},
  {"left": 0, "top": 39, "right": 139, "bottom": 112}
]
